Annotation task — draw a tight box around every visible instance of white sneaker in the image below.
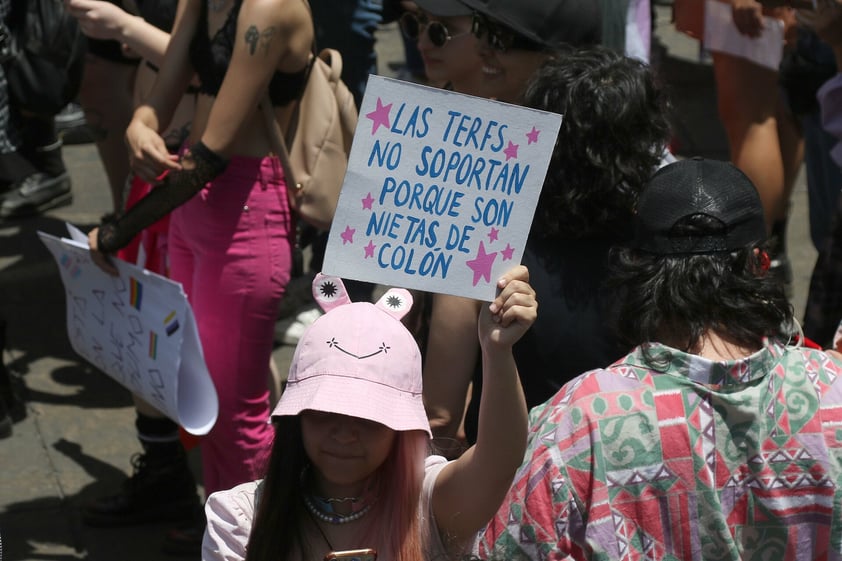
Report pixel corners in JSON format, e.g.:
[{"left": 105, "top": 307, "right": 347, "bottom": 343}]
[{"left": 275, "top": 305, "right": 324, "bottom": 346}]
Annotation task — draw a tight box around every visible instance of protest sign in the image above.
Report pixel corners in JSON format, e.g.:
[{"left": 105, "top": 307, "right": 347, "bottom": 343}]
[
  {"left": 38, "top": 225, "right": 218, "bottom": 435},
  {"left": 323, "top": 75, "right": 562, "bottom": 301}
]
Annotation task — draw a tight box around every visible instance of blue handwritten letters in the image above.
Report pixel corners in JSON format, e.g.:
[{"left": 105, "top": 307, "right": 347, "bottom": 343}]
[{"left": 324, "top": 76, "right": 562, "bottom": 301}]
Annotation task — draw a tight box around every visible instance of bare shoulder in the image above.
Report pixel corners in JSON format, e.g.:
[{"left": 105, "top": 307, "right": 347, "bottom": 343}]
[
  {"left": 236, "top": 0, "right": 313, "bottom": 64},
  {"left": 238, "top": 0, "right": 311, "bottom": 31}
]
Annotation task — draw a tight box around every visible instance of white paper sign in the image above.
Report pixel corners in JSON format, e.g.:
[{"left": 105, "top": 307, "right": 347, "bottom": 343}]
[
  {"left": 323, "top": 75, "right": 562, "bottom": 301},
  {"left": 703, "top": 0, "right": 784, "bottom": 71},
  {"left": 38, "top": 226, "right": 218, "bottom": 435}
]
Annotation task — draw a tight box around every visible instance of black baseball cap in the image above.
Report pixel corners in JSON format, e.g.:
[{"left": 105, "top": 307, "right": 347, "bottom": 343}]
[
  {"left": 458, "top": 0, "right": 601, "bottom": 49},
  {"left": 632, "top": 158, "right": 767, "bottom": 255},
  {"left": 415, "top": 0, "right": 473, "bottom": 16}
]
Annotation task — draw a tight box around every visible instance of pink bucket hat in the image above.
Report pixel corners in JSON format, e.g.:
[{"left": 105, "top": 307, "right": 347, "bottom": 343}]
[{"left": 272, "top": 274, "right": 431, "bottom": 437}]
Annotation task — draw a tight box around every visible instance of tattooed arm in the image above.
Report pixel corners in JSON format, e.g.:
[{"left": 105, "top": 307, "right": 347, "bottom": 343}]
[
  {"left": 197, "top": 0, "right": 313, "bottom": 157},
  {"left": 88, "top": 0, "right": 314, "bottom": 270}
]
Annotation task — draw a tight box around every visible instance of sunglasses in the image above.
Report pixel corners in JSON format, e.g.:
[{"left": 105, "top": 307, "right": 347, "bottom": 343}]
[
  {"left": 399, "top": 11, "right": 471, "bottom": 48},
  {"left": 470, "top": 12, "right": 546, "bottom": 53}
]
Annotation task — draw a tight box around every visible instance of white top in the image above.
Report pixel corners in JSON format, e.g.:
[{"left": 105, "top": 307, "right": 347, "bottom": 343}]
[{"left": 202, "top": 455, "right": 451, "bottom": 561}]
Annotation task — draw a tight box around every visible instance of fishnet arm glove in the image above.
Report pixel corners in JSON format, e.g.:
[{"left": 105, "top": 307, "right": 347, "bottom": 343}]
[{"left": 97, "top": 142, "right": 228, "bottom": 253}]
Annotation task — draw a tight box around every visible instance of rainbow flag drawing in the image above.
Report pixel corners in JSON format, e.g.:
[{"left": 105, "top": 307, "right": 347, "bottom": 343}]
[
  {"left": 164, "top": 311, "right": 180, "bottom": 336},
  {"left": 130, "top": 277, "right": 143, "bottom": 310},
  {"left": 148, "top": 331, "right": 158, "bottom": 359}
]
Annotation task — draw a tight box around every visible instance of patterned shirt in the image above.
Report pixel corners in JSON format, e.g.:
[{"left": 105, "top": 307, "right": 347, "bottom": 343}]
[{"left": 475, "top": 342, "right": 842, "bottom": 561}]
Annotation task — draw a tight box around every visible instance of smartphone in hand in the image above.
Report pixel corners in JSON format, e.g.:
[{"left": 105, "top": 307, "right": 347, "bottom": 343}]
[{"left": 324, "top": 549, "right": 377, "bottom": 561}]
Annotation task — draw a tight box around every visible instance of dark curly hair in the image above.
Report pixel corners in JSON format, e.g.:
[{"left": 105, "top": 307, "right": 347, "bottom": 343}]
[
  {"left": 609, "top": 214, "right": 793, "bottom": 358},
  {"left": 522, "top": 46, "right": 671, "bottom": 241}
]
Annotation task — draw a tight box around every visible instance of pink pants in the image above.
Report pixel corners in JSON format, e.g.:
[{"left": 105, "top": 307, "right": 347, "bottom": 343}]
[{"left": 168, "top": 154, "right": 293, "bottom": 496}]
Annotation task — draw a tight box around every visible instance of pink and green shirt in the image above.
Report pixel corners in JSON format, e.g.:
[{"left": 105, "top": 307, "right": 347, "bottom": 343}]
[{"left": 476, "top": 342, "right": 842, "bottom": 561}]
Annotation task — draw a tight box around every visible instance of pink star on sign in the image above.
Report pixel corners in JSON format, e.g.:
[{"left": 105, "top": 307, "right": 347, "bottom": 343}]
[
  {"left": 340, "top": 225, "right": 356, "bottom": 245},
  {"left": 364, "top": 241, "right": 376, "bottom": 258},
  {"left": 501, "top": 243, "right": 515, "bottom": 261},
  {"left": 365, "top": 97, "right": 392, "bottom": 135},
  {"left": 466, "top": 241, "right": 498, "bottom": 286},
  {"left": 362, "top": 192, "right": 374, "bottom": 210},
  {"left": 503, "top": 141, "right": 519, "bottom": 161},
  {"left": 526, "top": 126, "right": 540, "bottom": 145},
  {"left": 487, "top": 227, "right": 499, "bottom": 243}
]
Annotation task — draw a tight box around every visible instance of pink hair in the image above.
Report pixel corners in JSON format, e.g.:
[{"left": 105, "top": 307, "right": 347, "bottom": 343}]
[{"left": 363, "top": 430, "right": 430, "bottom": 560}]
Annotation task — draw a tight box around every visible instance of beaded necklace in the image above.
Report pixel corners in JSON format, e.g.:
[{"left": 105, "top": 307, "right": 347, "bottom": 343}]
[
  {"left": 300, "top": 465, "right": 378, "bottom": 525},
  {"left": 303, "top": 493, "right": 376, "bottom": 524}
]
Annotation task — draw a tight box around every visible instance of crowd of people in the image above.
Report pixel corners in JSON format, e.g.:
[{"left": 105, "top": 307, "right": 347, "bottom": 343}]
[{"left": 3, "top": 0, "right": 842, "bottom": 559}]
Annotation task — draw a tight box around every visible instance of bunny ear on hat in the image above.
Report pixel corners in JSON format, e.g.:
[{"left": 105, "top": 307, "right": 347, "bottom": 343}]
[
  {"left": 375, "top": 288, "right": 413, "bottom": 321},
  {"left": 312, "top": 273, "right": 352, "bottom": 313},
  {"left": 312, "top": 273, "right": 414, "bottom": 320}
]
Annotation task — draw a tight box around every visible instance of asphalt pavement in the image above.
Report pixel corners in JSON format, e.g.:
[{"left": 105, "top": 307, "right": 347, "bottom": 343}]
[{"left": 0, "top": 10, "right": 820, "bottom": 561}]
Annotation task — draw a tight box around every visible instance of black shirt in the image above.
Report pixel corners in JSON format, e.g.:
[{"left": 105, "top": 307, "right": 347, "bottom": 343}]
[
  {"left": 462, "top": 236, "right": 627, "bottom": 443},
  {"left": 188, "top": 0, "right": 307, "bottom": 105}
]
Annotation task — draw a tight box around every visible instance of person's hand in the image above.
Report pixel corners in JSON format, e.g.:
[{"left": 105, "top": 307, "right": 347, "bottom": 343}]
[
  {"left": 87, "top": 227, "right": 120, "bottom": 276},
  {"left": 732, "top": 0, "right": 766, "bottom": 37},
  {"left": 478, "top": 265, "right": 537, "bottom": 349},
  {"left": 125, "top": 118, "right": 181, "bottom": 183},
  {"left": 64, "top": 0, "right": 132, "bottom": 42}
]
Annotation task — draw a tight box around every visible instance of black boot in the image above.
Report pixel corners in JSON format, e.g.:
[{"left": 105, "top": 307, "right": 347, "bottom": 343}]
[
  {"left": 0, "top": 139, "right": 72, "bottom": 219},
  {"left": 1, "top": 115, "right": 72, "bottom": 219},
  {"left": 82, "top": 438, "right": 201, "bottom": 527},
  {"left": 0, "top": 150, "right": 37, "bottom": 193}
]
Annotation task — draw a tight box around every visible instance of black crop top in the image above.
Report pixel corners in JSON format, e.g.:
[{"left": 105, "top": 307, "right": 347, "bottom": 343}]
[{"left": 188, "top": 0, "right": 308, "bottom": 106}]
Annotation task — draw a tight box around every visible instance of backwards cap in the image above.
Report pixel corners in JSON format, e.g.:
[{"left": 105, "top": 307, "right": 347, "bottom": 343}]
[{"left": 632, "top": 158, "right": 766, "bottom": 255}]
